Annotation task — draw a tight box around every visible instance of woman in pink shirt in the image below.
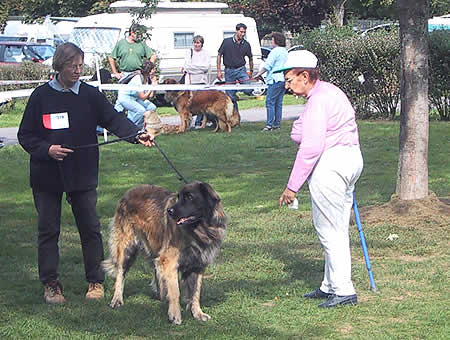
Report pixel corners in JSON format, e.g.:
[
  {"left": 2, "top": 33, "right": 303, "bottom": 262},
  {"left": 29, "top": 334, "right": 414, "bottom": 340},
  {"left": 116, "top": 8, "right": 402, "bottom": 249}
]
[{"left": 276, "top": 50, "right": 363, "bottom": 308}]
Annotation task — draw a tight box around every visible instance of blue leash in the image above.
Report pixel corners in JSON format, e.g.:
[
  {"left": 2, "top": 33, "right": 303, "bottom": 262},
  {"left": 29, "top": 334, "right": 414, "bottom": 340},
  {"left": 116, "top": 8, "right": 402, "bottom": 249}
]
[{"left": 353, "top": 192, "right": 377, "bottom": 292}]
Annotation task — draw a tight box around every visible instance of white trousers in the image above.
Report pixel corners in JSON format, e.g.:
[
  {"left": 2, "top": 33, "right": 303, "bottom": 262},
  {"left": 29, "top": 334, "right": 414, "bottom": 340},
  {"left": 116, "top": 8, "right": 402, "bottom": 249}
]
[{"left": 308, "top": 145, "right": 363, "bottom": 296}]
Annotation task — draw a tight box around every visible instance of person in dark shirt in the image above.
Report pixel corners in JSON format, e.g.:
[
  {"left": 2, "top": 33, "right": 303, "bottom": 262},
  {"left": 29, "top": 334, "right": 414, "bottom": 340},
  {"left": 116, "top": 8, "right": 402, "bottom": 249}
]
[
  {"left": 217, "top": 23, "right": 254, "bottom": 112},
  {"left": 17, "top": 42, "right": 154, "bottom": 305}
]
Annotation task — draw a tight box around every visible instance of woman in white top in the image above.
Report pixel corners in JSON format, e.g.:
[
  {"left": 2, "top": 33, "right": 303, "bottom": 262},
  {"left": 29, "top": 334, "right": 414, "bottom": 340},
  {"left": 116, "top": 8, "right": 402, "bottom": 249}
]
[
  {"left": 115, "top": 60, "right": 157, "bottom": 129},
  {"left": 182, "top": 35, "right": 210, "bottom": 127}
]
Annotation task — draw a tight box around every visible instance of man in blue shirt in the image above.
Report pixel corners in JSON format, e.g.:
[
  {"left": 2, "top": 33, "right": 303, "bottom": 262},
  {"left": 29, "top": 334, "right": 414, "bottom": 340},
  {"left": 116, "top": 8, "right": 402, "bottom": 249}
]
[
  {"left": 253, "top": 32, "right": 288, "bottom": 131},
  {"left": 217, "top": 23, "right": 254, "bottom": 112}
]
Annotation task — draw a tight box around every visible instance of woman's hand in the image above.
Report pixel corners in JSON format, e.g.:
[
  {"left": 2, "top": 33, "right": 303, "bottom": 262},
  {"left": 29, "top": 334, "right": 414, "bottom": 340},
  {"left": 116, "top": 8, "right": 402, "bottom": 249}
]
[
  {"left": 136, "top": 133, "right": 155, "bottom": 147},
  {"left": 279, "top": 187, "right": 296, "bottom": 207},
  {"left": 48, "top": 145, "right": 73, "bottom": 161}
]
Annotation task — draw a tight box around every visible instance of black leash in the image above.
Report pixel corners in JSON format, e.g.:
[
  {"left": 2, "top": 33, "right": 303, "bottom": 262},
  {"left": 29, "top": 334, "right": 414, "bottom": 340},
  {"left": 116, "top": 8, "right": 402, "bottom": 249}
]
[
  {"left": 62, "top": 131, "right": 143, "bottom": 150},
  {"left": 62, "top": 131, "right": 189, "bottom": 184},
  {"left": 153, "top": 140, "right": 189, "bottom": 184}
]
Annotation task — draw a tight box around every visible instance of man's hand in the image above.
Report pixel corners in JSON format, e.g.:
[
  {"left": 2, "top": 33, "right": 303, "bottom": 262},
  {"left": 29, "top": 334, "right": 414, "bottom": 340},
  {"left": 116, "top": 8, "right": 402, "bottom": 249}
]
[
  {"left": 217, "top": 70, "right": 223, "bottom": 81},
  {"left": 137, "top": 133, "right": 155, "bottom": 147},
  {"left": 279, "top": 187, "right": 296, "bottom": 207},
  {"left": 112, "top": 72, "right": 123, "bottom": 80},
  {"left": 48, "top": 145, "right": 73, "bottom": 161}
]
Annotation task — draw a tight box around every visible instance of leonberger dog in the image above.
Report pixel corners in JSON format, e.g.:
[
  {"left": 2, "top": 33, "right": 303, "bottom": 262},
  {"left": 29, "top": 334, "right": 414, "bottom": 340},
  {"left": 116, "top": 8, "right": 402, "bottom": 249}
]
[
  {"left": 102, "top": 181, "right": 227, "bottom": 325},
  {"left": 163, "top": 78, "right": 240, "bottom": 133}
]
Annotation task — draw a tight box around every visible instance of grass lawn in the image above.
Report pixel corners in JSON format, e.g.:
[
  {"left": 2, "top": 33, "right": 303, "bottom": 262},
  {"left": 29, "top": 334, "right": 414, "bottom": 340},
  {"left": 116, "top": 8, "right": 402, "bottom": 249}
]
[{"left": 0, "top": 113, "right": 449, "bottom": 338}]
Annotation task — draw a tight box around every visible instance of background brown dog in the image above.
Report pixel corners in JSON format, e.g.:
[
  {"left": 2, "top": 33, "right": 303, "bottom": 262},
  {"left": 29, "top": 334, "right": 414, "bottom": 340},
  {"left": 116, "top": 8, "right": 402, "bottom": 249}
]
[
  {"left": 163, "top": 78, "right": 240, "bottom": 133},
  {"left": 102, "top": 181, "right": 227, "bottom": 325}
]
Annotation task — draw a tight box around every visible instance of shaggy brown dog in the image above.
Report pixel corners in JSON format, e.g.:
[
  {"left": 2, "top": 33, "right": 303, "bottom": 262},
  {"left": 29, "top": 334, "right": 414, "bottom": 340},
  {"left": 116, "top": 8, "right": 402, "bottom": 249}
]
[
  {"left": 163, "top": 78, "right": 240, "bottom": 133},
  {"left": 102, "top": 181, "right": 227, "bottom": 325}
]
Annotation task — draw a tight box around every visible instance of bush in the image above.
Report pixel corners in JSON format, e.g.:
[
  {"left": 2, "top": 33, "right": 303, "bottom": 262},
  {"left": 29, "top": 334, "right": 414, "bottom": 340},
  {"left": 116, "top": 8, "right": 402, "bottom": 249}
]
[
  {"left": 429, "top": 29, "right": 450, "bottom": 121},
  {"left": 291, "top": 26, "right": 400, "bottom": 120},
  {"left": 0, "top": 62, "right": 99, "bottom": 105},
  {"left": 0, "top": 63, "right": 96, "bottom": 87},
  {"left": 0, "top": 62, "right": 52, "bottom": 91}
]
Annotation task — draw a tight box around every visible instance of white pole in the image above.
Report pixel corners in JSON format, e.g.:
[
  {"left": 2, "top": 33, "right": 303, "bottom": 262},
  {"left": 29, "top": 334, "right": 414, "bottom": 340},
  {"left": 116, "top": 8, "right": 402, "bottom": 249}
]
[{"left": 94, "top": 55, "right": 108, "bottom": 142}]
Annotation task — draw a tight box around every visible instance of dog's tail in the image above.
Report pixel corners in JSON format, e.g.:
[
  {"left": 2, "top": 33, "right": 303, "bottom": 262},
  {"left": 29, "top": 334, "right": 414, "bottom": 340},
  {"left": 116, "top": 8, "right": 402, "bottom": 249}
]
[
  {"left": 101, "top": 203, "right": 130, "bottom": 276},
  {"left": 101, "top": 218, "right": 120, "bottom": 276},
  {"left": 224, "top": 97, "right": 240, "bottom": 127},
  {"left": 230, "top": 106, "right": 241, "bottom": 127}
]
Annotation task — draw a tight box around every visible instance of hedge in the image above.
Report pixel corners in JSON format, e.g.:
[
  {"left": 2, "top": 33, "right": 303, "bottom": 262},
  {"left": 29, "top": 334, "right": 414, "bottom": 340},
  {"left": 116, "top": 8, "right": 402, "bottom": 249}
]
[
  {"left": 429, "top": 29, "right": 450, "bottom": 121},
  {"left": 291, "top": 26, "right": 449, "bottom": 120}
]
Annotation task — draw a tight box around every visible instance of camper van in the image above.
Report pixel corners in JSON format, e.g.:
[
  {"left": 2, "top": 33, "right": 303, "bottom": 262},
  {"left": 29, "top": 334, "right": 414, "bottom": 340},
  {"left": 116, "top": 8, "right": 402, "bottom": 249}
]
[
  {"left": 0, "top": 17, "right": 78, "bottom": 46},
  {"left": 69, "top": 0, "right": 263, "bottom": 83}
]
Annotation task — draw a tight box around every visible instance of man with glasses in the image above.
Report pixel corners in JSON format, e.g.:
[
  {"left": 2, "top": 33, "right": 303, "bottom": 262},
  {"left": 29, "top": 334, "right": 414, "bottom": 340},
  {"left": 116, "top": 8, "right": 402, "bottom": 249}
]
[{"left": 18, "top": 42, "right": 154, "bottom": 305}]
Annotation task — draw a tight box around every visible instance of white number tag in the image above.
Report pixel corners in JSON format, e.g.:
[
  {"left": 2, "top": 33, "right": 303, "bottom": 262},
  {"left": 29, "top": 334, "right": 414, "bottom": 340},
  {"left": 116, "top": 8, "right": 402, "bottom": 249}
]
[{"left": 42, "top": 112, "right": 69, "bottom": 130}]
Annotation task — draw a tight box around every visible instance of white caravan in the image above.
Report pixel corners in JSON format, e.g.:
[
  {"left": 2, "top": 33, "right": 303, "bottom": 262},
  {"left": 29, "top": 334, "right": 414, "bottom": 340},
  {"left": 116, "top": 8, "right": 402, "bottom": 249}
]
[
  {"left": 1, "top": 16, "right": 78, "bottom": 46},
  {"left": 69, "top": 0, "right": 262, "bottom": 82}
]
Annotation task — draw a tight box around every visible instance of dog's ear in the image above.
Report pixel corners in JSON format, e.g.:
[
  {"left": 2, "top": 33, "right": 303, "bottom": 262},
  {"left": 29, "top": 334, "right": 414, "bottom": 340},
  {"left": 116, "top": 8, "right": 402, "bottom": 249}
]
[
  {"left": 199, "top": 182, "right": 220, "bottom": 211},
  {"left": 198, "top": 182, "right": 228, "bottom": 227}
]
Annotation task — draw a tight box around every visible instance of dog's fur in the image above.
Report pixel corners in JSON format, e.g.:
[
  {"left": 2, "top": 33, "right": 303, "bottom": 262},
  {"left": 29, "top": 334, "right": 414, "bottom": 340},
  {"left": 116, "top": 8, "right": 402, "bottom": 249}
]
[
  {"left": 143, "top": 110, "right": 180, "bottom": 135},
  {"left": 102, "top": 181, "right": 227, "bottom": 325},
  {"left": 163, "top": 78, "right": 240, "bottom": 133}
]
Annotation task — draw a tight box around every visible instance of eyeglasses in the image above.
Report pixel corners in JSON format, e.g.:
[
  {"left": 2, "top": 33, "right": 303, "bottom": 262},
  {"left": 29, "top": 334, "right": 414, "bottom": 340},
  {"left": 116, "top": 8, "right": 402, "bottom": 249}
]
[
  {"left": 285, "top": 76, "right": 295, "bottom": 84},
  {"left": 64, "top": 63, "right": 83, "bottom": 71}
]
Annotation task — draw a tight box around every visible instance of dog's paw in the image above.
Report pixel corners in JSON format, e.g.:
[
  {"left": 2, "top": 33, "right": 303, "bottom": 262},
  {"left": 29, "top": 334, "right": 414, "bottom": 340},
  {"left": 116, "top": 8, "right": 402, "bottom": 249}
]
[
  {"left": 168, "top": 312, "right": 182, "bottom": 325},
  {"left": 109, "top": 297, "right": 124, "bottom": 309},
  {"left": 193, "top": 311, "right": 211, "bottom": 322}
]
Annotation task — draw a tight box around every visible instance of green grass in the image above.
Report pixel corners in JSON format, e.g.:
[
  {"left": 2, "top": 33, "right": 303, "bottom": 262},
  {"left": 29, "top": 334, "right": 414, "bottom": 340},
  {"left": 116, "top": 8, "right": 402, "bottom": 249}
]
[{"left": 0, "top": 118, "right": 449, "bottom": 338}]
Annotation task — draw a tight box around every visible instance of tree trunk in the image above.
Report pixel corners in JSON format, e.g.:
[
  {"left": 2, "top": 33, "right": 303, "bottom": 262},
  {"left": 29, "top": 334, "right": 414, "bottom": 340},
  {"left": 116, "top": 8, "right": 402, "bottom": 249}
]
[
  {"left": 329, "top": 0, "right": 347, "bottom": 26},
  {"left": 396, "top": 0, "right": 429, "bottom": 200}
]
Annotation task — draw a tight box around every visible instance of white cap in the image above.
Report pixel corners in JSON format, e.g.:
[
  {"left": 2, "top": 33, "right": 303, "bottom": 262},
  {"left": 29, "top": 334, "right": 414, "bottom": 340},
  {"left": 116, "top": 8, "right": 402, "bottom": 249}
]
[{"left": 274, "top": 50, "right": 318, "bottom": 73}]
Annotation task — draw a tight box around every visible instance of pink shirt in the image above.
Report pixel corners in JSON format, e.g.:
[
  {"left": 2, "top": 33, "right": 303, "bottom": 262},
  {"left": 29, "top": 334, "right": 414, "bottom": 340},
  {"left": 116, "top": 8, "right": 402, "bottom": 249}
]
[{"left": 287, "top": 80, "right": 360, "bottom": 192}]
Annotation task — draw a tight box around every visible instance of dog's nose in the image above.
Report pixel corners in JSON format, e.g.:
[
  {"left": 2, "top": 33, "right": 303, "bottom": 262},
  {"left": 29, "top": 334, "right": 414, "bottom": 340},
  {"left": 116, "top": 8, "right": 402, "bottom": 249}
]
[{"left": 167, "top": 207, "right": 174, "bottom": 216}]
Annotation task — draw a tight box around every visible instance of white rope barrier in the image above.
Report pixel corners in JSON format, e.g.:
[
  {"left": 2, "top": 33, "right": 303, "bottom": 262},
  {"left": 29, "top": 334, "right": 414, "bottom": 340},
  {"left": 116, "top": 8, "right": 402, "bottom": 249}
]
[
  {"left": 0, "top": 81, "right": 267, "bottom": 103},
  {"left": 0, "top": 76, "right": 91, "bottom": 86},
  {"left": 0, "top": 80, "right": 49, "bottom": 86},
  {"left": 97, "top": 83, "right": 267, "bottom": 92}
]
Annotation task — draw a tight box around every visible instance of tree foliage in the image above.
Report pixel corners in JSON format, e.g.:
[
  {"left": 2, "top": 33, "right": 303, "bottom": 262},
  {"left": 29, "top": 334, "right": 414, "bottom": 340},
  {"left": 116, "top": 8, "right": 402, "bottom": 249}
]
[
  {"left": 347, "top": 0, "right": 448, "bottom": 20},
  {"left": 225, "top": 0, "right": 448, "bottom": 38},
  {"left": 226, "top": 0, "right": 327, "bottom": 39},
  {"left": 0, "top": 0, "right": 165, "bottom": 32},
  {"left": 0, "top": 0, "right": 115, "bottom": 32}
]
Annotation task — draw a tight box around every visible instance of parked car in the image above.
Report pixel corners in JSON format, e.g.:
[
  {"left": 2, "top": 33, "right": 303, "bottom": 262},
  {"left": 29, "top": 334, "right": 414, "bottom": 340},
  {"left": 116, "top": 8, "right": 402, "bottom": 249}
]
[
  {"left": 287, "top": 44, "right": 304, "bottom": 52},
  {"left": 360, "top": 23, "right": 399, "bottom": 37},
  {"left": 0, "top": 41, "right": 55, "bottom": 64}
]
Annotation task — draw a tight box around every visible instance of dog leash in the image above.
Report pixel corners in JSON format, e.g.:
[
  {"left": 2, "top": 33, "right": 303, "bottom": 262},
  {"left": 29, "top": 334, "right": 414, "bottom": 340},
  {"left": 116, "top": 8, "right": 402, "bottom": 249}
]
[
  {"left": 153, "top": 140, "right": 189, "bottom": 184},
  {"left": 62, "top": 131, "right": 189, "bottom": 184},
  {"left": 62, "top": 131, "right": 144, "bottom": 150}
]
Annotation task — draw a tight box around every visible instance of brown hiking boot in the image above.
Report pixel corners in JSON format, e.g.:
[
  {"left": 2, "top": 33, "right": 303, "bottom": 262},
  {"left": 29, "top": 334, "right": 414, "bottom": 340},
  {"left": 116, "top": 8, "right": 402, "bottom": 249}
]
[
  {"left": 85, "top": 282, "right": 104, "bottom": 300},
  {"left": 44, "top": 280, "right": 65, "bottom": 304}
]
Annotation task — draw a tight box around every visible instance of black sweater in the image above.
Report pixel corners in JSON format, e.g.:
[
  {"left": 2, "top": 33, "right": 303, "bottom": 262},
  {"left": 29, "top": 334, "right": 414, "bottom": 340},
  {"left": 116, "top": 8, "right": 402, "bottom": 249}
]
[{"left": 18, "top": 82, "right": 140, "bottom": 192}]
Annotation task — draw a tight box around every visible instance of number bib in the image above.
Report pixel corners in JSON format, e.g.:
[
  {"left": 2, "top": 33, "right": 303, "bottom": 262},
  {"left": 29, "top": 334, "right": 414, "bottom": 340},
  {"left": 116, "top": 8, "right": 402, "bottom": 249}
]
[{"left": 42, "top": 112, "right": 69, "bottom": 130}]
